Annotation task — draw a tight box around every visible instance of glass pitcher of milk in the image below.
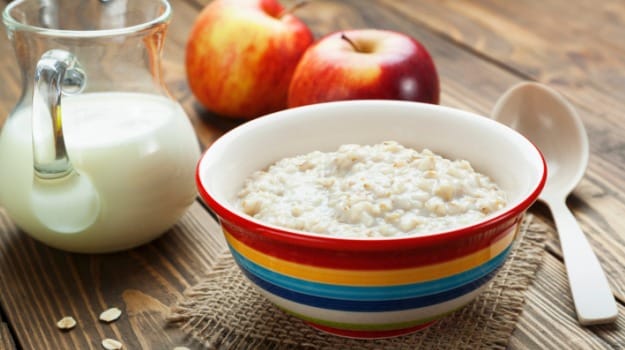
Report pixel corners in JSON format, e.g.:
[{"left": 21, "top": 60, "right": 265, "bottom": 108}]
[{"left": 0, "top": 0, "right": 201, "bottom": 253}]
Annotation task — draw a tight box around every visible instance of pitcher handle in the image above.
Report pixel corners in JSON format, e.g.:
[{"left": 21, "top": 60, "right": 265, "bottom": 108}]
[
  {"left": 32, "top": 49, "right": 86, "bottom": 178},
  {"left": 30, "top": 49, "right": 100, "bottom": 234}
]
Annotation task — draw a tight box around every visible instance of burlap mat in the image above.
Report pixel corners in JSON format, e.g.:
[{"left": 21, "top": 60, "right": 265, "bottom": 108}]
[{"left": 169, "top": 215, "right": 549, "bottom": 349}]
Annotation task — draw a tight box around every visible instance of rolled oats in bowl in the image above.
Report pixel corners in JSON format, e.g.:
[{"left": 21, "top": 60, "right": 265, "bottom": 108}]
[{"left": 237, "top": 141, "right": 506, "bottom": 238}]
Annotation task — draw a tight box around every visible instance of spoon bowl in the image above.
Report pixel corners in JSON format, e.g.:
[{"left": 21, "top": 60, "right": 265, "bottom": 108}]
[
  {"left": 492, "top": 82, "right": 617, "bottom": 325},
  {"left": 493, "top": 82, "right": 588, "bottom": 200}
]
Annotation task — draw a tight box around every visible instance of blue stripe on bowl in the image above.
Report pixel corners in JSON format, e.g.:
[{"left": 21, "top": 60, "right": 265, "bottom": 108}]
[
  {"left": 229, "top": 245, "right": 511, "bottom": 301},
  {"left": 231, "top": 253, "right": 503, "bottom": 312}
]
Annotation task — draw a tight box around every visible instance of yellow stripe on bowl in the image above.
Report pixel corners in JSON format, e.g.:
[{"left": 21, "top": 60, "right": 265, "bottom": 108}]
[{"left": 223, "top": 225, "right": 516, "bottom": 286}]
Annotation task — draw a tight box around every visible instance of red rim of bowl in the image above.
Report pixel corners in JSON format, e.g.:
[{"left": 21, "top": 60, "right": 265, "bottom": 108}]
[{"left": 196, "top": 150, "right": 547, "bottom": 251}]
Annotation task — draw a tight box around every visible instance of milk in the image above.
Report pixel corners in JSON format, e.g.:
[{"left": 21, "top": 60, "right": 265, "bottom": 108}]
[{"left": 0, "top": 92, "right": 201, "bottom": 252}]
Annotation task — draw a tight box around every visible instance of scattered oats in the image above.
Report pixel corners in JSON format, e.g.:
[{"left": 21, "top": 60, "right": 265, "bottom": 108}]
[
  {"left": 173, "top": 347, "right": 190, "bottom": 350},
  {"left": 99, "top": 307, "right": 122, "bottom": 323},
  {"left": 102, "top": 338, "right": 123, "bottom": 350},
  {"left": 56, "top": 316, "right": 77, "bottom": 330}
]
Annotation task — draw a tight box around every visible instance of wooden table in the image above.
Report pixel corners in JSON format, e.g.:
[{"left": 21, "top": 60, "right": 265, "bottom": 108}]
[{"left": 1, "top": 0, "right": 624, "bottom": 348}]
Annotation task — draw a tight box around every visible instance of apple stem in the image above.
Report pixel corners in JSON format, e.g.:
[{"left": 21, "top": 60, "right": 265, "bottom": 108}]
[
  {"left": 278, "top": 0, "right": 308, "bottom": 19},
  {"left": 341, "top": 33, "right": 362, "bottom": 52}
]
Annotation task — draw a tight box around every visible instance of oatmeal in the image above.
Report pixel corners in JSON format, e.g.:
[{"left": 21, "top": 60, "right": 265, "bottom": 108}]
[{"left": 236, "top": 141, "right": 506, "bottom": 237}]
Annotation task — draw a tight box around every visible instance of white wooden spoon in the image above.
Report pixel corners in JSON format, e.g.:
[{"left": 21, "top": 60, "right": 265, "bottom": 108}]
[{"left": 492, "top": 82, "right": 617, "bottom": 325}]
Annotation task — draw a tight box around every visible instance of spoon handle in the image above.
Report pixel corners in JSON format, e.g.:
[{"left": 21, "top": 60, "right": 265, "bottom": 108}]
[{"left": 548, "top": 198, "right": 618, "bottom": 325}]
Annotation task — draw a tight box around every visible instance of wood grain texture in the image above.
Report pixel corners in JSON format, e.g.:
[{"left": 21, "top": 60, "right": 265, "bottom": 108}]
[
  {"left": 511, "top": 253, "right": 625, "bottom": 349},
  {"left": 174, "top": 1, "right": 625, "bottom": 345},
  {"left": 0, "top": 0, "right": 624, "bottom": 349},
  {"left": 0, "top": 324, "right": 15, "bottom": 350},
  {"left": 0, "top": 204, "right": 225, "bottom": 349}
]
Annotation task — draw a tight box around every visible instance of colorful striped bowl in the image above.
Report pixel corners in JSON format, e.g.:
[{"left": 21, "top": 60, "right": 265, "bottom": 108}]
[{"left": 196, "top": 100, "right": 546, "bottom": 339}]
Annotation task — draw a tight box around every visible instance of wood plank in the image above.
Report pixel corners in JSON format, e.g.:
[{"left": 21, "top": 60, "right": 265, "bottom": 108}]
[
  {"left": 0, "top": 1, "right": 227, "bottom": 347},
  {"left": 0, "top": 203, "right": 225, "bottom": 350},
  {"left": 0, "top": 0, "right": 622, "bottom": 348},
  {"left": 177, "top": 3, "right": 624, "bottom": 346},
  {"left": 510, "top": 253, "right": 625, "bottom": 349},
  {"left": 0, "top": 323, "right": 16, "bottom": 350},
  {"left": 181, "top": 0, "right": 625, "bottom": 346}
]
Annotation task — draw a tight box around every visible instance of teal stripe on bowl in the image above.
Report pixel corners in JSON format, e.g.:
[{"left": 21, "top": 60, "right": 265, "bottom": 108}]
[{"left": 228, "top": 243, "right": 511, "bottom": 301}]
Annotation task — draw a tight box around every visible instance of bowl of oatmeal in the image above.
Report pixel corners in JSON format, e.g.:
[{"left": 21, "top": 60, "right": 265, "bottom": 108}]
[{"left": 196, "top": 100, "right": 546, "bottom": 339}]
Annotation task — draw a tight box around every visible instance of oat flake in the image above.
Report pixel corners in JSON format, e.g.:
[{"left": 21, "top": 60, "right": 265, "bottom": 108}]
[
  {"left": 56, "top": 316, "right": 76, "bottom": 330},
  {"left": 102, "top": 338, "right": 123, "bottom": 350},
  {"left": 99, "top": 307, "right": 122, "bottom": 323}
]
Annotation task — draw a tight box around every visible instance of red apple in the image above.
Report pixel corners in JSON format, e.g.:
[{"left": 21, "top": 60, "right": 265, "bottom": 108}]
[
  {"left": 186, "top": 0, "right": 313, "bottom": 119},
  {"left": 287, "top": 29, "right": 439, "bottom": 107}
]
